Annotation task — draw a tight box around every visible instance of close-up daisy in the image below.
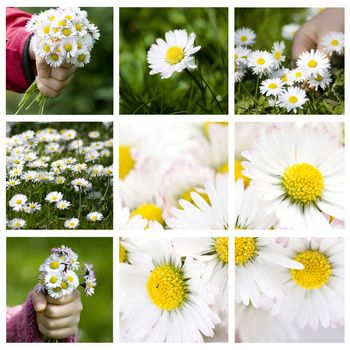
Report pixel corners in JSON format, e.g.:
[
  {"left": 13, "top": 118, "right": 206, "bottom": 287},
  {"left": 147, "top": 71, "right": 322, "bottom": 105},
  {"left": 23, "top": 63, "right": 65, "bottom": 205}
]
[
  {"left": 308, "top": 70, "right": 332, "bottom": 91},
  {"left": 277, "top": 86, "right": 309, "bottom": 113},
  {"left": 235, "top": 27, "right": 256, "bottom": 46},
  {"left": 9, "top": 194, "right": 28, "bottom": 211},
  {"left": 247, "top": 50, "right": 274, "bottom": 76},
  {"left": 7, "top": 218, "right": 26, "bottom": 229},
  {"left": 259, "top": 78, "right": 284, "bottom": 97},
  {"left": 64, "top": 218, "right": 80, "bottom": 229},
  {"left": 271, "top": 41, "right": 286, "bottom": 67},
  {"left": 45, "top": 191, "right": 63, "bottom": 203},
  {"left": 86, "top": 211, "right": 103, "bottom": 222},
  {"left": 296, "top": 49, "right": 330, "bottom": 78},
  {"left": 147, "top": 29, "right": 201, "bottom": 79},
  {"left": 320, "top": 31, "right": 344, "bottom": 55}
]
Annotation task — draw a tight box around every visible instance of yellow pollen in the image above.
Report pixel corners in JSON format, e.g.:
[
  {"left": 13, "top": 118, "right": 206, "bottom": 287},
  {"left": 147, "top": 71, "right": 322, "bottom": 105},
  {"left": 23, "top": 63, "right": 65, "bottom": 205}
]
[
  {"left": 235, "top": 237, "right": 257, "bottom": 265},
  {"left": 52, "top": 196, "right": 57, "bottom": 201},
  {"left": 87, "top": 281, "right": 93, "bottom": 288},
  {"left": 63, "top": 28, "right": 71, "bottom": 36},
  {"left": 78, "top": 54, "right": 86, "bottom": 62},
  {"left": 43, "top": 44, "right": 50, "bottom": 53},
  {"left": 64, "top": 43, "right": 72, "bottom": 51},
  {"left": 77, "top": 42, "right": 82, "bottom": 50},
  {"left": 315, "top": 74, "right": 323, "bottom": 82},
  {"left": 119, "top": 145, "right": 134, "bottom": 179},
  {"left": 69, "top": 222, "right": 75, "bottom": 227},
  {"left": 218, "top": 162, "right": 228, "bottom": 173},
  {"left": 281, "top": 74, "right": 288, "bottom": 82},
  {"left": 282, "top": 163, "right": 324, "bottom": 204},
  {"left": 65, "top": 15, "right": 72, "bottom": 20},
  {"left": 61, "top": 281, "right": 69, "bottom": 289},
  {"left": 235, "top": 160, "right": 250, "bottom": 187},
  {"left": 257, "top": 58, "right": 265, "bottom": 65},
  {"left": 43, "top": 26, "right": 50, "bottom": 34},
  {"left": 274, "top": 51, "right": 281, "bottom": 59},
  {"left": 268, "top": 83, "right": 278, "bottom": 89},
  {"left": 295, "top": 72, "right": 302, "bottom": 78},
  {"left": 91, "top": 215, "right": 97, "bottom": 221},
  {"left": 50, "top": 261, "right": 60, "bottom": 269},
  {"left": 15, "top": 199, "right": 22, "bottom": 205},
  {"left": 76, "top": 24, "right": 82, "bottom": 31},
  {"left": 290, "top": 250, "right": 331, "bottom": 289},
  {"left": 308, "top": 59, "right": 318, "bottom": 68},
  {"left": 234, "top": 53, "right": 238, "bottom": 59},
  {"left": 51, "top": 53, "right": 59, "bottom": 61},
  {"left": 131, "top": 203, "right": 164, "bottom": 226},
  {"left": 67, "top": 276, "right": 74, "bottom": 283},
  {"left": 240, "top": 35, "right": 247, "bottom": 42},
  {"left": 166, "top": 46, "right": 184, "bottom": 65},
  {"left": 289, "top": 96, "right": 298, "bottom": 104},
  {"left": 50, "top": 276, "right": 58, "bottom": 283},
  {"left": 49, "top": 16, "right": 55, "bottom": 21},
  {"left": 53, "top": 287, "right": 61, "bottom": 292},
  {"left": 215, "top": 237, "right": 228, "bottom": 264},
  {"left": 331, "top": 39, "right": 339, "bottom": 46},
  {"left": 119, "top": 242, "right": 128, "bottom": 263},
  {"left": 14, "top": 222, "right": 21, "bottom": 227},
  {"left": 58, "top": 20, "right": 66, "bottom": 26},
  {"left": 146, "top": 264, "right": 187, "bottom": 311}
]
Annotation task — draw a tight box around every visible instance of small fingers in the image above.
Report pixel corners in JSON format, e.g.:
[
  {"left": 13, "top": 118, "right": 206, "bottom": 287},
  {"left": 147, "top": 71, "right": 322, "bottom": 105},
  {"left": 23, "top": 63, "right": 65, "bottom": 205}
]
[
  {"left": 46, "top": 290, "right": 81, "bottom": 305},
  {"left": 50, "top": 65, "right": 75, "bottom": 81},
  {"left": 35, "top": 57, "right": 51, "bottom": 79},
  {"left": 38, "top": 312, "right": 80, "bottom": 330},
  {"left": 32, "top": 291, "right": 47, "bottom": 312},
  {"left": 38, "top": 323, "right": 77, "bottom": 339},
  {"left": 44, "top": 298, "right": 83, "bottom": 319},
  {"left": 36, "top": 75, "right": 73, "bottom": 98}
]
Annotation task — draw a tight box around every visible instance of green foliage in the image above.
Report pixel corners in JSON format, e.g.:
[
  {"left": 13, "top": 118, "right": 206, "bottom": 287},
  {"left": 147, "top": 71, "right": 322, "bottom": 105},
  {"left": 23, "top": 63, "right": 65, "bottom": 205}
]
[
  {"left": 7, "top": 7, "right": 113, "bottom": 115},
  {"left": 235, "top": 8, "right": 344, "bottom": 115},
  {"left": 120, "top": 8, "right": 228, "bottom": 114},
  {"left": 7, "top": 237, "right": 113, "bottom": 342},
  {"left": 6, "top": 122, "right": 113, "bottom": 230}
]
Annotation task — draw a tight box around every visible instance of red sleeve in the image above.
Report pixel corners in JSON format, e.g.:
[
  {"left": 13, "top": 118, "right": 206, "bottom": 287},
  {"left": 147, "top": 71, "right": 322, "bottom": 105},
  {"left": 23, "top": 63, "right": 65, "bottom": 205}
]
[
  {"left": 6, "top": 7, "right": 33, "bottom": 93},
  {"left": 6, "top": 292, "right": 77, "bottom": 343}
]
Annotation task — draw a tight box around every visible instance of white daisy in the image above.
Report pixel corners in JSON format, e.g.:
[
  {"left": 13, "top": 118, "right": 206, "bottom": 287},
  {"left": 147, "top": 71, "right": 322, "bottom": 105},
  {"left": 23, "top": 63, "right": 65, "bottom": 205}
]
[
  {"left": 241, "top": 124, "right": 344, "bottom": 229},
  {"left": 287, "top": 68, "right": 306, "bottom": 84},
  {"left": 297, "top": 49, "right": 330, "bottom": 78},
  {"left": 119, "top": 207, "right": 147, "bottom": 230},
  {"left": 259, "top": 78, "right": 284, "bottom": 97},
  {"left": 44, "top": 270, "right": 62, "bottom": 288},
  {"left": 271, "top": 41, "right": 285, "bottom": 67},
  {"left": 9, "top": 194, "right": 28, "bottom": 211},
  {"left": 6, "top": 178, "right": 21, "bottom": 188},
  {"left": 64, "top": 270, "right": 79, "bottom": 288},
  {"left": 45, "top": 191, "right": 63, "bottom": 203},
  {"left": 247, "top": 50, "right": 274, "bottom": 76},
  {"left": 44, "top": 253, "right": 65, "bottom": 272},
  {"left": 308, "top": 70, "right": 332, "bottom": 91},
  {"left": 235, "top": 27, "right": 256, "bottom": 46},
  {"left": 234, "top": 46, "right": 251, "bottom": 65},
  {"left": 321, "top": 31, "right": 344, "bottom": 55},
  {"left": 47, "top": 286, "right": 64, "bottom": 299},
  {"left": 120, "top": 237, "right": 220, "bottom": 342},
  {"left": 86, "top": 211, "right": 103, "bottom": 222},
  {"left": 166, "top": 174, "right": 228, "bottom": 230},
  {"left": 46, "top": 51, "right": 64, "bottom": 68},
  {"left": 24, "top": 202, "right": 42, "bottom": 213},
  {"left": 277, "top": 86, "right": 309, "bottom": 113},
  {"left": 56, "top": 200, "right": 71, "bottom": 210},
  {"left": 74, "top": 49, "right": 91, "bottom": 67},
  {"left": 282, "top": 23, "right": 300, "bottom": 40},
  {"left": 273, "top": 238, "right": 344, "bottom": 331},
  {"left": 64, "top": 218, "right": 79, "bottom": 229},
  {"left": 7, "top": 218, "right": 26, "bottom": 230},
  {"left": 147, "top": 29, "right": 201, "bottom": 79},
  {"left": 88, "top": 131, "right": 100, "bottom": 139},
  {"left": 234, "top": 65, "right": 245, "bottom": 83},
  {"left": 270, "top": 67, "right": 293, "bottom": 85}
]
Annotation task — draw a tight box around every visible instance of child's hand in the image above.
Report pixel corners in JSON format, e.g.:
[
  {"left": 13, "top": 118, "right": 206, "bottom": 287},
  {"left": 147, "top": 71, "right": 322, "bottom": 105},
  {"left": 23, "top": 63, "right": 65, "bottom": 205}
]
[
  {"left": 32, "top": 290, "right": 83, "bottom": 339},
  {"left": 292, "top": 8, "right": 344, "bottom": 59},
  {"left": 29, "top": 41, "right": 76, "bottom": 98}
]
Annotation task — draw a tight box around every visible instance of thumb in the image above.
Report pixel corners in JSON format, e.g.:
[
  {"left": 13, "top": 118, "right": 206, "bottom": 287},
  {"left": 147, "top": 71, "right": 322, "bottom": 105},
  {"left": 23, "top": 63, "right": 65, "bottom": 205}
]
[
  {"left": 292, "top": 25, "right": 317, "bottom": 61},
  {"left": 35, "top": 56, "right": 51, "bottom": 79},
  {"left": 32, "top": 291, "right": 47, "bottom": 312}
]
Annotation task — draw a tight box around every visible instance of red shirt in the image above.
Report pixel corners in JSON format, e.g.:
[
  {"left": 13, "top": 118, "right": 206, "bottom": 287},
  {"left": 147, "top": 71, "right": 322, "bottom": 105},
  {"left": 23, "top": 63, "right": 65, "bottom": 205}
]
[{"left": 6, "top": 7, "right": 33, "bottom": 92}]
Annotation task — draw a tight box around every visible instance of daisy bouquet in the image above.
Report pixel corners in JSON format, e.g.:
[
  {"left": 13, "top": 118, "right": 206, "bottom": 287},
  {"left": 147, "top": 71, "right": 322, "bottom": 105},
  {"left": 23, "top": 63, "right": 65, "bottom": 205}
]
[
  {"left": 16, "top": 7, "right": 100, "bottom": 114},
  {"left": 35, "top": 245, "right": 97, "bottom": 299}
]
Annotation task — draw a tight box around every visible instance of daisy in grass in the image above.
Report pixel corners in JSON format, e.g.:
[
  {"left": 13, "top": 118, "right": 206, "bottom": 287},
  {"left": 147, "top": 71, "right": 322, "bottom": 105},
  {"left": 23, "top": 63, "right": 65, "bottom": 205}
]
[
  {"left": 273, "top": 238, "right": 344, "bottom": 331},
  {"left": 277, "top": 86, "right": 309, "bottom": 113},
  {"left": 24, "top": 202, "right": 42, "bottom": 213},
  {"left": 172, "top": 237, "right": 228, "bottom": 312},
  {"left": 45, "top": 191, "right": 63, "bottom": 203},
  {"left": 235, "top": 179, "right": 276, "bottom": 229},
  {"left": 241, "top": 124, "right": 344, "bottom": 229},
  {"left": 64, "top": 218, "right": 80, "bottom": 229},
  {"left": 271, "top": 41, "right": 286, "bottom": 67},
  {"left": 86, "top": 211, "right": 103, "bottom": 222},
  {"left": 321, "top": 31, "right": 344, "bottom": 55},
  {"left": 308, "top": 70, "right": 332, "bottom": 91},
  {"left": 9, "top": 194, "right": 27, "bottom": 211},
  {"left": 259, "top": 78, "right": 284, "bottom": 97},
  {"left": 7, "top": 218, "right": 26, "bottom": 229},
  {"left": 166, "top": 174, "right": 228, "bottom": 230},
  {"left": 120, "top": 237, "right": 220, "bottom": 342},
  {"left": 235, "top": 237, "right": 303, "bottom": 308},
  {"left": 270, "top": 68, "right": 293, "bottom": 85},
  {"left": 147, "top": 29, "right": 201, "bottom": 79},
  {"left": 56, "top": 200, "right": 71, "bottom": 210},
  {"left": 297, "top": 49, "right": 330, "bottom": 78},
  {"left": 288, "top": 68, "right": 306, "bottom": 84},
  {"left": 234, "top": 46, "right": 251, "bottom": 65},
  {"left": 235, "top": 27, "right": 256, "bottom": 46},
  {"left": 247, "top": 50, "right": 274, "bottom": 76}
]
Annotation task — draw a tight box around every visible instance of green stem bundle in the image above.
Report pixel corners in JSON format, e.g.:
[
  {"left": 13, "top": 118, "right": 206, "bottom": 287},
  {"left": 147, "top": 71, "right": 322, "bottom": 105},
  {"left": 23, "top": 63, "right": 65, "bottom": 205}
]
[{"left": 15, "top": 81, "right": 48, "bottom": 115}]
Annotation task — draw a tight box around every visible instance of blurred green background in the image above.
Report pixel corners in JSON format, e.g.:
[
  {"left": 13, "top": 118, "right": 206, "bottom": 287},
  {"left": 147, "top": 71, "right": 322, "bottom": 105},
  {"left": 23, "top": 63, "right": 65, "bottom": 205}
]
[
  {"left": 7, "top": 237, "right": 113, "bottom": 342},
  {"left": 120, "top": 8, "right": 228, "bottom": 114},
  {"left": 7, "top": 7, "right": 113, "bottom": 115}
]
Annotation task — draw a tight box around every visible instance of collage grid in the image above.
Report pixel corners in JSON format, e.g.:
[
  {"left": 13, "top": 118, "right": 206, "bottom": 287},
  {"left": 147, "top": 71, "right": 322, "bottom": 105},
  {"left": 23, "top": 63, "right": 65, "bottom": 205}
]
[{"left": 1, "top": 0, "right": 349, "bottom": 348}]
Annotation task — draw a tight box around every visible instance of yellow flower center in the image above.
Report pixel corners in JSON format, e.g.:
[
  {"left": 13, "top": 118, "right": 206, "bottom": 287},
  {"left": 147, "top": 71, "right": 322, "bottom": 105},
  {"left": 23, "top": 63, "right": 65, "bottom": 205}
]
[
  {"left": 290, "top": 250, "right": 331, "bottom": 289},
  {"left": 295, "top": 72, "right": 302, "bottom": 78},
  {"left": 288, "top": 96, "right": 298, "bottom": 104},
  {"left": 91, "top": 215, "right": 97, "bottom": 221},
  {"left": 87, "top": 281, "right": 94, "bottom": 288},
  {"left": 331, "top": 39, "right": 339, "bottom": 46},
  {"left": 146, "top": 264, "right": 187, "bottom": 311},
  {"left": 43, "top": 25, "right": 50, "bottom": 34},
  {"left": 268, "top": 83, "right": 278, "bottom": 89},
  {"left": 257, "top": 58, "right": 265, "bottom": 65},
  {"left": 235, "top": 237, "right": 257, "bottom": 265},
  {"left": 52, "top": 196, "right": 57, "bottom": 201},
  {"left": 61, "top": 281, "right": 69, "bottom": 289},
  {"left": 282, "top": 163, "right": 324, "bottom": 204},
  {"left": 180, "top": 188, "right": 210, "bottom": 206},
  {"left": 218, "top": 162, "right": 228, "bottom": 173},
  {"left": 308, "top": 59, "right": 318, "bottom": 68},
  {"left": 14, "top": 222, "right": 22, "bottom": 227},
  {"left": 131, "top": 204, "right": 164, "bottom": 225},
  {"left": 50, "top": 261, "right": 60, "bottom": 269},
  {"left": 274, "top": 51, "right": 281, "bottom": 59},
  {"left": 64, "top": 43, "right": 72, "bottom": 52},
  {"left": 315, "top": 74, "right": 323, "bottom": 82},
  {"left": 119, "top": 145, "right": 134, "bottom": 179},
  {"left": 50, "top": 276, "right": 58, "bottom": 283},
  {"left": 63, "top": 28, "right": 71, "bottom": 36},
  {"left": 235, "top": 160, "right": 250, "bottom": 187},
  {"left": 240, "top": 35, "right": 247, "bottom": 42},
  {"left": 76, "top": 24, "right": 82, "bottom": 31},
  {"left": 281, "top": 74, "right": 288, "bottom": 82},
  {"left": 215, "top": 237, "right": 228, "bottom": 264},
  {"left": 119, "top": 242, "right": 128, "bottom": 263},
  {"left": 78, "top": 54, "right": 86, "bottom": 62},
  {"left": 51, "top": 53, "right": 59, "bottom": 62},
  {"left": 166, "top": 46, "right": 184, "bottom": 65},
  {"left": 58, "top": 20, "right": 66, "bottom": 26},
  {"left": 67, "top": 276, "right": 74, "bottom": 283},
  {"left": 43, "top": 44, "right": 50, "bottom": 53},
  {"left": 15, "top": 199, "right": 22, "bottom": 205},
  {"left": 69, "top": 222, "right": 75, "bottom": 227}
]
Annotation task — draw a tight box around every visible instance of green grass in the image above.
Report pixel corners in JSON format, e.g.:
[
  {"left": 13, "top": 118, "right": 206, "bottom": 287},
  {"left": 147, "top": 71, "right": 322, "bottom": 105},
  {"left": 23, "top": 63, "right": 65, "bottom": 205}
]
[
  {"left": 235, "top": 8, "right": 344, "bottom": 115},
  {"left": 6, "top": 122, "right": 113, "bottom": 230},
  {"left": 7, "top": 7, "right": 113, "bottom": 115},
  {"left": 7, "top": 237, "right": 113, "bottom": 342},
  {"left": 120, "top": 8, "right": 228, "bottom": 114}
]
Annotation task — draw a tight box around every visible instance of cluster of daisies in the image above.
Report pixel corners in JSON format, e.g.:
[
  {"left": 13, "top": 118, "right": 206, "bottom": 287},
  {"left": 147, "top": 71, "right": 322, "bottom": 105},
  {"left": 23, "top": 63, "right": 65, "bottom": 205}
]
[
  {"left": 27, "top": 7, "right": 100, "bottom": 68},
  {"left": 119, "top": 122, "right": 228, "bottom": 230},
  {"left": 35, "top": 245, "right": 96, "bottom": 299},
  {"left": 6, "top": 124, "right": 113, "bottom": 230},
  {"left": 235, "top": 237, "right": 344, "bottom": 342},
  {"left": 235, "top": 122, "right": 344, "bottom": 230},
  {"left": 234, "top": 27, "right": 344, "bottom": 113},
  {"left": 119, "top": 236, "right": 228, "bottom": 342}
]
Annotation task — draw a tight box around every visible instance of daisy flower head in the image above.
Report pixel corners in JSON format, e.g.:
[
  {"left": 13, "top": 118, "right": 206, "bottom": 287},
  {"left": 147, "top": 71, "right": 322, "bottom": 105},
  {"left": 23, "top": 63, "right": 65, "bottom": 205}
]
[
  {"left": 259, "top": 78, "right": 284, "bottom": 97},
  {"left": 321, "top": 31, "right": 344, "bottom": 55},
  {"left": 44, "top": 270, "right": 62, "bottom": 288},
  {"left": 64, "top": 218, "right": 80, "bottom": 229},
  {"left": 288, "top": 68, "right": 306, "bottom": 84},
  {"left": 282, "top": 23, "right": 300, "bottom": 40},
  {"left": 235, "top": 27, "right": 256, "bottom": 46},
  {"left": 7, "top": 218, "right": 26, "bottom": 230},
  {"left": 147, "top": 29, "right": 201, "bottom": 79},
  {"left": 86, "top": 211, "right": 103, "bottom": 222},
  {"left": 247, "top": 50, "right": 274, "bottom": 76},
  {"left": 297, "top": 49, "right": 330, "bottom": 78},
  {"left": 120, "top": 237, "right": 220, "bottom": 342},
  {"left": 44, "top": 253, "right": 65, "bottom": 273},
  {"left": 277, "top": 86, "right": 309, "bottom": 113},
  {"left": 308, "top": 69, "right": 332, "bottom": 91},
  {"left": 24, "top": 202, "right": 42, "bottom": 213},
  {"left": 45, "top": 191, "right": 63, "bottom": 203},
  {"left": 270, "top": 67, "right": 293, "bottom": 85},
  {"left": 234, "top": 65, "right": 245, "bottom": 83},
  {"left": 9, "top": 194, "right": 28, "bottom": 211},
  {"left": 119, "top": 207, "right": 147, "bottom": 230},
  {"left": 273, "top": 238, "right": 344, "bottom": 331},
  {"left": 56, "top": 200, "right": 71, "bottom": 210},
  {"left": 271, "top": 41, "right": 286, "bottom": 67},
  {"left": 64, "top": 270, "right": 79, "bottom": 288},
  {"left": 241, "top": 124, "right": 344, "bottom": 229},
  {"left": 234, "top": 46, "right": 251, "bottom": 65}
]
